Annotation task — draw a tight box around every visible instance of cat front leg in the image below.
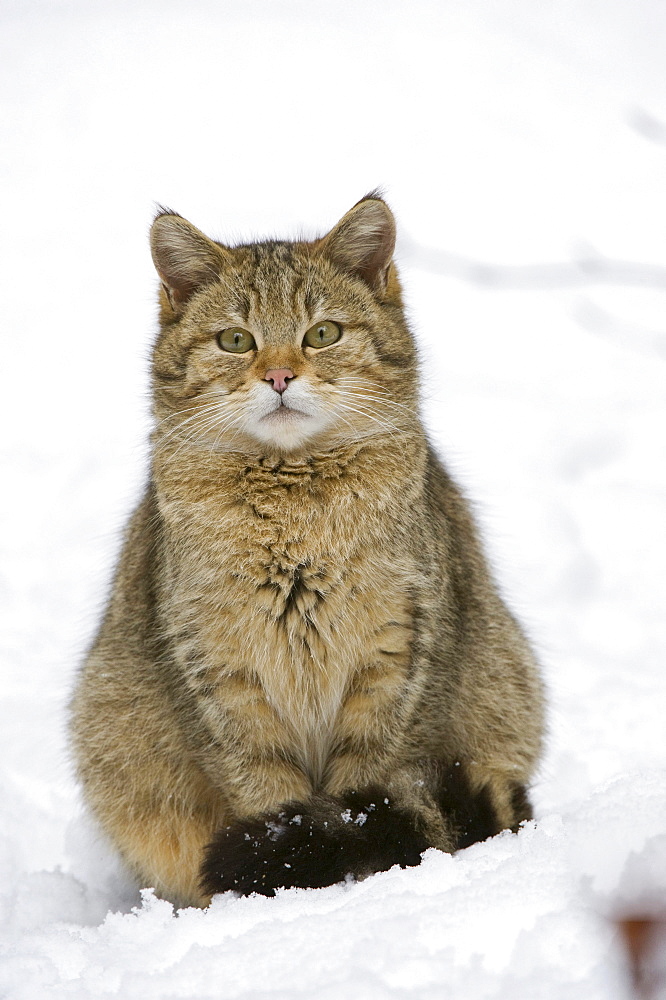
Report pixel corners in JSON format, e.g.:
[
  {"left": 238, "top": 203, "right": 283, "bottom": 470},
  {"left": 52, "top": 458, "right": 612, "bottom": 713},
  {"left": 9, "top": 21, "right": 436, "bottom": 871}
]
[
  {"left": 199, "top": 663, "right": 442, "bottom": 898},
  {"left": 186, "top": 665, "right": 312, "bottom": 818}
]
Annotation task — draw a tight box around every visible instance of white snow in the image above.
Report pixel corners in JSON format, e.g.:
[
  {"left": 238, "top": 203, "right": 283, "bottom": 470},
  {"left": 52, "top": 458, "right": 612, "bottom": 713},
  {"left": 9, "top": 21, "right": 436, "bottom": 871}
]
[{"left": 1, "top": 1, "right": 666, "bottom": 997}]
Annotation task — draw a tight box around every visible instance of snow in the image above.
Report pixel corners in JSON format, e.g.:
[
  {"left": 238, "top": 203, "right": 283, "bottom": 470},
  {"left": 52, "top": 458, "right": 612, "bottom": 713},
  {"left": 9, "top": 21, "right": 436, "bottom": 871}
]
[{"left": 1, "top": 1, "right": 666, "bottom": 996}]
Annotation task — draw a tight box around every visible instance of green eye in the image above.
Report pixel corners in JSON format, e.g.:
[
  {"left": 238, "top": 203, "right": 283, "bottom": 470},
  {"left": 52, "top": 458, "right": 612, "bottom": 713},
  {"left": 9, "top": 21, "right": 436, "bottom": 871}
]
[
  {"left": 217, "top": 328, "right": 256, "bottom": 353},
  {"left": 303, "top": 320, "right": 342, "bottom": 349}
]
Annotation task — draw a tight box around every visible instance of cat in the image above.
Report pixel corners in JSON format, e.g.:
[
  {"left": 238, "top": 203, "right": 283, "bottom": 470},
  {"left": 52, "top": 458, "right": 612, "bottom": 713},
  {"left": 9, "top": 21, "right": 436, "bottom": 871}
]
[{"left": 70, "top": 193, "right": 545, "bottom": 906}]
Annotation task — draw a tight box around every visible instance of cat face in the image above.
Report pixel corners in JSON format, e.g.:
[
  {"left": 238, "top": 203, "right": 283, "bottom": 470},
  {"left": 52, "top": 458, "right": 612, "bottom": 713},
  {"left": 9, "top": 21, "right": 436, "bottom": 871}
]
[{"left": 150, "top": 197, "right": 419, "bottom": 455}]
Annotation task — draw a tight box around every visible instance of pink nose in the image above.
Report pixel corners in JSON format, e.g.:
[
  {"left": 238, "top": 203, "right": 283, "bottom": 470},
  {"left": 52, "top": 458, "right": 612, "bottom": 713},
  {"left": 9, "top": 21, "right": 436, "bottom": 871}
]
[{"left": 264, "top": 369, "right": 294, "bottom": 394}]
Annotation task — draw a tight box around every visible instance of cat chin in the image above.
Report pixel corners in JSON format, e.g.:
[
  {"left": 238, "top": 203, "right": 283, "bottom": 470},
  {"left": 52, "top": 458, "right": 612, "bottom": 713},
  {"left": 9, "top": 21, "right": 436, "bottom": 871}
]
[{"left": 248, "top": 410, "right": 331, "bottom": 451}]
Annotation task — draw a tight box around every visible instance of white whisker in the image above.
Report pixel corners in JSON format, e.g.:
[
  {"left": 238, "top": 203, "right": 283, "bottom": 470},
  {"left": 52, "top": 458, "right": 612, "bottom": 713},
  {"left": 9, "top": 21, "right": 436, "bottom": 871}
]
[
  {"left": 338, "top": 391, "right": 416, "bottom": 418},
  {"left": 333, "top": 379, "right": 417, "bottom": 415},
  {"left": 333, "top": 400, "right": 401, "bottom": 437},
  {"left": 155, "top": 402, "right": 227, "bottom": 448}
]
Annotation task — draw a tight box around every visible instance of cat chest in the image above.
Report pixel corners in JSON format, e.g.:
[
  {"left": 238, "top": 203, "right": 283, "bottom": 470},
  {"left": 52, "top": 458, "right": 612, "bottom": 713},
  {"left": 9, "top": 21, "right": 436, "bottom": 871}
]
[{"left": 177, "top": 522, "right": 415, "bottom": 779}]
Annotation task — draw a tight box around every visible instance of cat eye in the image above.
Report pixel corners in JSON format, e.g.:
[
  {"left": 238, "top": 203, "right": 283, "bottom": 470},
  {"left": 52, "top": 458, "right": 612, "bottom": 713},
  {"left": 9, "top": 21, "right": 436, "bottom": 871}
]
[
  {"left": 303, "top": 320, "right": 342, "bottom": 349},
  {"left": 217, "top": 328, "right": 256, "bottom": 353}
]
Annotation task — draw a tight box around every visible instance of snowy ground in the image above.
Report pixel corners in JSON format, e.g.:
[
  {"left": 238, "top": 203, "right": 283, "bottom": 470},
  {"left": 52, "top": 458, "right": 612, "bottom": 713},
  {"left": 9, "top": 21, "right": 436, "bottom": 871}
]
[{"left": 1, "top": 1, "right": 666, "bottom": 997}]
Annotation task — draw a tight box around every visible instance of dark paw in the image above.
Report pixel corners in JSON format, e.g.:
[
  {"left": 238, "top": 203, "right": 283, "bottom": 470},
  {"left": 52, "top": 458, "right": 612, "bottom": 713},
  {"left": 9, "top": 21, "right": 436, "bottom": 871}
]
[
  {"left": 199, "top": 801, "right": 347, "bottom": 897},
  {"left": 199, "top": 787, "right": 429, "bottom": 897}
]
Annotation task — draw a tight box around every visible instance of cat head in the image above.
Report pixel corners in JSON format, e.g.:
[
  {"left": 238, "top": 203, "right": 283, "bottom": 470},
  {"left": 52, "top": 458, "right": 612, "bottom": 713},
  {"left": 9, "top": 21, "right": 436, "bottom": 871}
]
[{"left": 150, "top": 194, "right": 419, "bottom": 456}]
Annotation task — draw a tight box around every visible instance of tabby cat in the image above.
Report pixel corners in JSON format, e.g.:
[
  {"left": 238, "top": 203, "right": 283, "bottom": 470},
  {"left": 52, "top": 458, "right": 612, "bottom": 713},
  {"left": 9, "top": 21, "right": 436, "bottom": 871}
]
[{"left": 70, "top": 194, "right": 544, "bottom": 906}]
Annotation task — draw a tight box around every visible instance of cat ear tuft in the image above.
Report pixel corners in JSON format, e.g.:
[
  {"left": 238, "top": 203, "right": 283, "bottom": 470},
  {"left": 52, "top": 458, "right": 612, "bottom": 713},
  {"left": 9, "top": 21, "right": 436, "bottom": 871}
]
[
  {"left": 320, "top": 195, "right": 396, "bottom": 294},
  {"left": 150, "top": 210, "right": 226, "bottom": 311}
]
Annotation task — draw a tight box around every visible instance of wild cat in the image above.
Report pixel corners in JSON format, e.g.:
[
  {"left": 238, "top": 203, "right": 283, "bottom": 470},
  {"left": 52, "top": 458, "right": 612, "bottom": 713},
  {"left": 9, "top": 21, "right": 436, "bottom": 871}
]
[{"left": 70, "top": 193, "right": 544, "bottom": 906}]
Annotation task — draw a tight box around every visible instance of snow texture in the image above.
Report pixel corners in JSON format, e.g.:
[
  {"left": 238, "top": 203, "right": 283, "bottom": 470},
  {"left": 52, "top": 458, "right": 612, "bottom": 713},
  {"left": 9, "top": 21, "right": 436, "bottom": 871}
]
[{"left": 1, "top": 1, "right": 666, "bottom": 996}]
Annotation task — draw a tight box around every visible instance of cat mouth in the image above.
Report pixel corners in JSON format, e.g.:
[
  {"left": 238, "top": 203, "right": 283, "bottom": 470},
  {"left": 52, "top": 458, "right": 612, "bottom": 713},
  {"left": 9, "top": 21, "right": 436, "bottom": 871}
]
[{"left": 260, "top": 403, "right": 311, "bottom": 422}]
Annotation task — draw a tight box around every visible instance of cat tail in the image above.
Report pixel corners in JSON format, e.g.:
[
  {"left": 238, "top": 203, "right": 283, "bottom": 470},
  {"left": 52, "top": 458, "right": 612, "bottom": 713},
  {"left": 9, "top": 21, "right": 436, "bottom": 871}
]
[{"left": 199, "top": 787, "right": 430, "bottom": 898}]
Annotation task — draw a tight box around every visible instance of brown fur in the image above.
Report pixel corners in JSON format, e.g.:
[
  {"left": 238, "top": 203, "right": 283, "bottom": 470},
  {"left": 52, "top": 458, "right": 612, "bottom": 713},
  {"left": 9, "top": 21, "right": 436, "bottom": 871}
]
[{"left": 70, "top": 195, "right": 545, "bottom": 906}]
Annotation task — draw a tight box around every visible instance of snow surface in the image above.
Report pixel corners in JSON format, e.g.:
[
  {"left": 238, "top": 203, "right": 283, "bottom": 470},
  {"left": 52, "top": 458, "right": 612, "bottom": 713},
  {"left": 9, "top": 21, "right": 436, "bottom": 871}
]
[{"left": 2, "top": 1, "right": 666, "bottom": 997}]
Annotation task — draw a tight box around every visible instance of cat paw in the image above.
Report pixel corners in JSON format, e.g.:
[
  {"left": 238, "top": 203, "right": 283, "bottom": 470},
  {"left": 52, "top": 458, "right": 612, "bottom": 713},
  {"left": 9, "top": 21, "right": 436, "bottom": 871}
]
[
  {"left": 199, "top": 788, "right": 429, "bottom": 897},
  {"left": 199, "top": 801, "right": 344, "bottom": 897}
]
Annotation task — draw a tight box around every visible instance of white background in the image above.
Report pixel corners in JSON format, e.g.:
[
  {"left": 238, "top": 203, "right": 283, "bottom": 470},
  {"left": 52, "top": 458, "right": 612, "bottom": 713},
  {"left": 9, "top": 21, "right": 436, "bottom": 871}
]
[{"left": 1, "top": 2, "right": 665, "bottom": 997}]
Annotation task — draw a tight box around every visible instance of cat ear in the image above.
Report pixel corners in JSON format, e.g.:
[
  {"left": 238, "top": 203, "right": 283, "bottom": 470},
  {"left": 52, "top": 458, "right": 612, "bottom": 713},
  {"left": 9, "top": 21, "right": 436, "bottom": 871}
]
[
  {"left": 319, "top": 194, "right": 396, "bottom": 294},
  {"left": 150, "top": 210, "right": 227, "bottom": 311}
]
